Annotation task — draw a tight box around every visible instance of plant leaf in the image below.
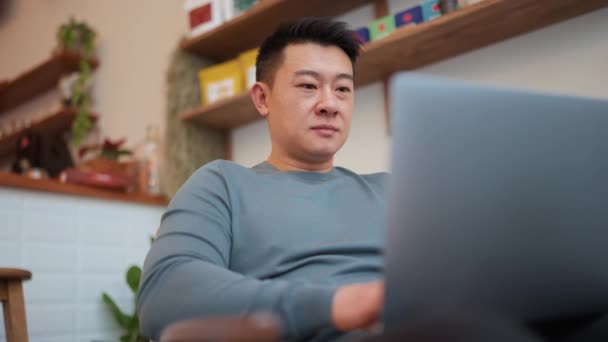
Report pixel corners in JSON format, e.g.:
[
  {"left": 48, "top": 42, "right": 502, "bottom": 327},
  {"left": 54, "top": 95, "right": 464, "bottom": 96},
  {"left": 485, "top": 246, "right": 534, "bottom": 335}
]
[
  {"left": 127, "top": 315, "right": 138, "bottom": 330},
  {"left": 101, "top": 292, "right": 132, "bottom": 329},
  {"left": 120, "top": 333, "right": 131, "bottom": 342},
  {"left": 116, "top": 150, "right": 133, "bottom": 156},
  {"left": 130, "top": 306, "right": 145, "bottom": 341},
  {"left": 126, "top": 265, "right": 142, "bottom": 293}
]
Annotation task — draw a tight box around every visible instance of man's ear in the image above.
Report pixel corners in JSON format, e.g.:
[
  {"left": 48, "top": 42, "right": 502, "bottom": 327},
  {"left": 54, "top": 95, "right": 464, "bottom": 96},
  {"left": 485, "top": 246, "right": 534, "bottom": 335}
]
[{"left": 251, "top": 82, "right": 270, "bottom": 118}]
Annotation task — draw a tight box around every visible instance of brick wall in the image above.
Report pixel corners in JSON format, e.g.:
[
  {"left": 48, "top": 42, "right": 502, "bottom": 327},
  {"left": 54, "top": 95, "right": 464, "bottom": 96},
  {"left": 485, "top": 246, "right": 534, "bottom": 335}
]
[{"left": 0, "top": 187, "right": 164, "bottom": 342}]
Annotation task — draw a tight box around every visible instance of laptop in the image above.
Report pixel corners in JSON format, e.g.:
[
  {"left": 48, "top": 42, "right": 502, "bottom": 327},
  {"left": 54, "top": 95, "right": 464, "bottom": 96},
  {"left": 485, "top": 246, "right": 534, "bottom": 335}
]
[{"left": 383, "top": 73, "right": 608, "bottom": 328}]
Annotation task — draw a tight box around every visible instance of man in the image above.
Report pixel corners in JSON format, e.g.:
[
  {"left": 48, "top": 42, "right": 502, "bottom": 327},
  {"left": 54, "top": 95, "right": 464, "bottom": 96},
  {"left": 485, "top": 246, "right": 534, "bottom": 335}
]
[{"left": 137, "top": 18, "right": 386, "bottom": 341}]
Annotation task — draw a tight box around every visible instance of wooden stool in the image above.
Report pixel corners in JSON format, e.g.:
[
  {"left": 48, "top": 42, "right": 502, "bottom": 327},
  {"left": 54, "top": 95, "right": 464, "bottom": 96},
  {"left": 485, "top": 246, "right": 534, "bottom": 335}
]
[{"left": 0, "top": 268, "right": 31, "bottom": 342}]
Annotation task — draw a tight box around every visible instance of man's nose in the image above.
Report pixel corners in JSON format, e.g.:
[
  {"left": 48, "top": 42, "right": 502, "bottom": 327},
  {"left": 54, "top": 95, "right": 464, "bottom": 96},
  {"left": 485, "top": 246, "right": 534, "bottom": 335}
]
[{"left": 315, "top": 87, "right": 339, "bottom": 117}]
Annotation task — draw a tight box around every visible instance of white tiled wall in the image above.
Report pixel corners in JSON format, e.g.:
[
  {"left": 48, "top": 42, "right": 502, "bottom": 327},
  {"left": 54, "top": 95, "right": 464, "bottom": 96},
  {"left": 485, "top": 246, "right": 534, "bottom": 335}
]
[{"left": 0, "top": 187, "right": 164, "bottom": 342}]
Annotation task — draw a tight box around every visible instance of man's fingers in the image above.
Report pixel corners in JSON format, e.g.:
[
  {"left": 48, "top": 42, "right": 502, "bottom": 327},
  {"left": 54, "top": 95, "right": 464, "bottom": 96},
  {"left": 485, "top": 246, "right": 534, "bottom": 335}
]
[{"left": 332, "top": 281, "right": 385, "bottom": 331}]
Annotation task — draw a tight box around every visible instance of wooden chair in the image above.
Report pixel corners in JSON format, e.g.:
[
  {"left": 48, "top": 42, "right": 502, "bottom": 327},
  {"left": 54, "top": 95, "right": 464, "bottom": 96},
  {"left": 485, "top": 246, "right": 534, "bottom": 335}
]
[{"left": 0, "top": 268, "right": 31, "bottom": 342}]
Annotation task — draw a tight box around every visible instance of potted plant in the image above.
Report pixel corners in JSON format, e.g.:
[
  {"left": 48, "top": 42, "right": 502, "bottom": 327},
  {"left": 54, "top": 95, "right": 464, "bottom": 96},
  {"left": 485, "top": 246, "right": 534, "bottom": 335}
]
[
  {"left": 78, "top": 138, "right": 133, "bottom": 174},
  {"left": 56, "top": 17, "right": 97, "bottom": 145},
  {"left": 101, "top": 237, "right": 154, "bottom": 342}
]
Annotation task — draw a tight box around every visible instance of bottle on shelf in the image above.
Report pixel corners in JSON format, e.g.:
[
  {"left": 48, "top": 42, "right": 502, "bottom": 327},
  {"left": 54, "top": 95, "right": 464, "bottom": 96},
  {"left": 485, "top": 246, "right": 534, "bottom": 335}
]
[{"left": 134, "top": 124, "right": 163, "bottom": 195}]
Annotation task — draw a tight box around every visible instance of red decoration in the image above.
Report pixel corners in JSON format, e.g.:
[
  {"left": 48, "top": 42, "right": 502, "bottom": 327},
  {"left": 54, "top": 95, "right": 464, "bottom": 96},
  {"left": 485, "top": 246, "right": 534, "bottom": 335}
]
[{"left": 189, "top": 3, "right": 212, "bottom": 29}]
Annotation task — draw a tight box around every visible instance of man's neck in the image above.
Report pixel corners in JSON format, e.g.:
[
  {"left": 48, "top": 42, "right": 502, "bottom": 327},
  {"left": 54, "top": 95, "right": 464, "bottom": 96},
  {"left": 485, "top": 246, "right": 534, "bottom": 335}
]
[{"left": 266, "top": 152, "right": 334, "bottom": 173}]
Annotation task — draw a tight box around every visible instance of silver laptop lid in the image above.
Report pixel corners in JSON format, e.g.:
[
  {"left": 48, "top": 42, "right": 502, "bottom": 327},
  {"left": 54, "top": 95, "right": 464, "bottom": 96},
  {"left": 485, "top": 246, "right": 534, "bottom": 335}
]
[{"left": 384, "top": 73, "right": 608, "bottom": 327}]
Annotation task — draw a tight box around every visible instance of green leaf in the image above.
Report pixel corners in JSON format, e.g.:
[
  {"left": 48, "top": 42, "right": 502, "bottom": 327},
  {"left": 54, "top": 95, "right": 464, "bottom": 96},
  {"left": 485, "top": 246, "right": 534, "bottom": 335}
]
[
  {"left": 127, "top": 314, "right": 139, "bottom": 330},
  {"left": 117, "top": 150, "right": 133, "bottom": 156},
  {"left": 101, "top": 292, "right": 132, "bottom": 329},
  {"left": 99, "top": 150, "right": 119, "bottom": 160},
  {"left": 120, "top": 333, "right": 131, "bottom": 342},
  {"left": 126, "top": 266, "right": 142, "bottom": 293}
]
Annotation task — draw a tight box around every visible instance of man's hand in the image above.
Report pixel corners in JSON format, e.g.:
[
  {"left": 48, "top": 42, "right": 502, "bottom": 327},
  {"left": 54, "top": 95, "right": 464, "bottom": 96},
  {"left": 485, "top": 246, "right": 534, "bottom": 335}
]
[{"left": 331, "top": 281, "right": 384, "bottom": 332}]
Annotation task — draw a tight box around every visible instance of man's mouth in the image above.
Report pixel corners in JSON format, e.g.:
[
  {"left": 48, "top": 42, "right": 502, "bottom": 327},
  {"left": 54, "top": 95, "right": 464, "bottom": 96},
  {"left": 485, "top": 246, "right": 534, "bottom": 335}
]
[
  {"left": 311, "top": 125, "right": 339, "bottom": 137},
  {"left": 311, "top": 125, "right": 339, "bottom": 131}
]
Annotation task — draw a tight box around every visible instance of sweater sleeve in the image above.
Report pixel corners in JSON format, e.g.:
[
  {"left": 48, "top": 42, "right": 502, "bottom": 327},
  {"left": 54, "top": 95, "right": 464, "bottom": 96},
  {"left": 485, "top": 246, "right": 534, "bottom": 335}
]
[{"left": 136, "top": 161, "right": 337, "bottom": 340}]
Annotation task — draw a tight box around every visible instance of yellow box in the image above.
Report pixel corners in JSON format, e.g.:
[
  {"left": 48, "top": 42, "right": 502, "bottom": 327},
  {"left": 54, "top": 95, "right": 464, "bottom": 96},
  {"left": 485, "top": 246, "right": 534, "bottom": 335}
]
[
  {"left": 198, "top": 59, "right": 244, "bottom": 105},
  {"left": 238, "top": 48, "right": 259, "bottom": 89}
]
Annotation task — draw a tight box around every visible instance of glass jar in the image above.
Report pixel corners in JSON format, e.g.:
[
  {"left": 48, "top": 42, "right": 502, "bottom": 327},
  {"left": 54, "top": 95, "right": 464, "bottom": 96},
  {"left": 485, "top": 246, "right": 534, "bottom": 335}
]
[{"left": 134, "top": 124, "right": 163, "bottom": 195}]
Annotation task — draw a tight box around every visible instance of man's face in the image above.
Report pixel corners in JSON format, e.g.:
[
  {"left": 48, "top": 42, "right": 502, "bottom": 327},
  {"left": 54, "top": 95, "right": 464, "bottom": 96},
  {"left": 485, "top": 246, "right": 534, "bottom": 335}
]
[{"left": 263, "top": 43, "right": 354, "bottom": 163}]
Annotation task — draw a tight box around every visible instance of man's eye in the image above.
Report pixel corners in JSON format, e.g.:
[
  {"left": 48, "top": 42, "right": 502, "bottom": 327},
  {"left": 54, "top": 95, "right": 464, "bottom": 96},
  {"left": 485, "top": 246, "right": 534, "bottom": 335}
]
[
  {"left": 299, "top": 83, "right": 316, "bottom": 90},
  {"left": 337, "top": 87, "right": 351, "bottom": 93}
]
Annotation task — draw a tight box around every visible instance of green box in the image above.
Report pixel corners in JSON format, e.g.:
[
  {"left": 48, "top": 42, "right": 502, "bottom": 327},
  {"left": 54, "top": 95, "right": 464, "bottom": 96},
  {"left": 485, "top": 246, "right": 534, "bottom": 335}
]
[{"left": 369, "top": 15, "right": 396, "bottom": 41}]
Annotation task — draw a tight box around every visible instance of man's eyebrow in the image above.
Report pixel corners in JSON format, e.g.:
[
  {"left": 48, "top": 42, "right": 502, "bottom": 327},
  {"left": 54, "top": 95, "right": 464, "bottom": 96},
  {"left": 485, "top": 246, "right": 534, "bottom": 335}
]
[
  {"left": 294, "top": 70, "right": 354, "bottom": 81},
  {"left": 294, "top": 70, "right": 320, "bottom": 78},
  {"left": 336, "top": 73, "right": 354, "bottom": 81}
]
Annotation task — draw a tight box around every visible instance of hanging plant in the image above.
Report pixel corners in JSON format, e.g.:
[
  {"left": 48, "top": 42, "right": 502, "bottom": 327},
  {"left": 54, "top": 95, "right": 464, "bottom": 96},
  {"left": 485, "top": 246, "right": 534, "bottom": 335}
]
[{"left": 57, "top": 17, "right": 97, "bottom": 145}]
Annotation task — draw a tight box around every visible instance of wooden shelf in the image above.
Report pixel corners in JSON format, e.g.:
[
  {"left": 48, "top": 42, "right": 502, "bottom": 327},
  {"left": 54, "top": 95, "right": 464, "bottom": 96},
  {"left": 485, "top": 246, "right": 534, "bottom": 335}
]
[
  {"left": 180, "top": 93, "right": 258, "bottom": 130},
  {"left": 179, "top": 0, "right": 608, "bottom": 130},
  {"left": 0, "top": 107, "right": 98, "bottom": 157},
  {"left": 0, "top": 51, "right": 99, "bottom": 114},
  {"left": 0, "top": 172, "right": 168, "bottom": 207},
  {"left": 354, "top": 0, "right": 608, "bottom": 86},
  {"left": 180, "top": 0, "right": 374, "bottom": 60}
]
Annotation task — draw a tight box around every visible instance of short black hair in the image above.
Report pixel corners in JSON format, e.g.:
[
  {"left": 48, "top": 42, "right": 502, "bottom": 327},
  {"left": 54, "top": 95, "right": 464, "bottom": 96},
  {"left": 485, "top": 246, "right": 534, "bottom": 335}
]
[{"left": 255, "top": 17, "right": 362, "bottom": 86}]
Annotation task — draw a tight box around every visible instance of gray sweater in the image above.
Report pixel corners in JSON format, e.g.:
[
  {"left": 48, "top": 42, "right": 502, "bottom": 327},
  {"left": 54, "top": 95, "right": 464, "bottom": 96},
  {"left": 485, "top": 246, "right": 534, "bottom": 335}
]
[{"left": 137, "top": 160, "right": 387, "bottom": 340}]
